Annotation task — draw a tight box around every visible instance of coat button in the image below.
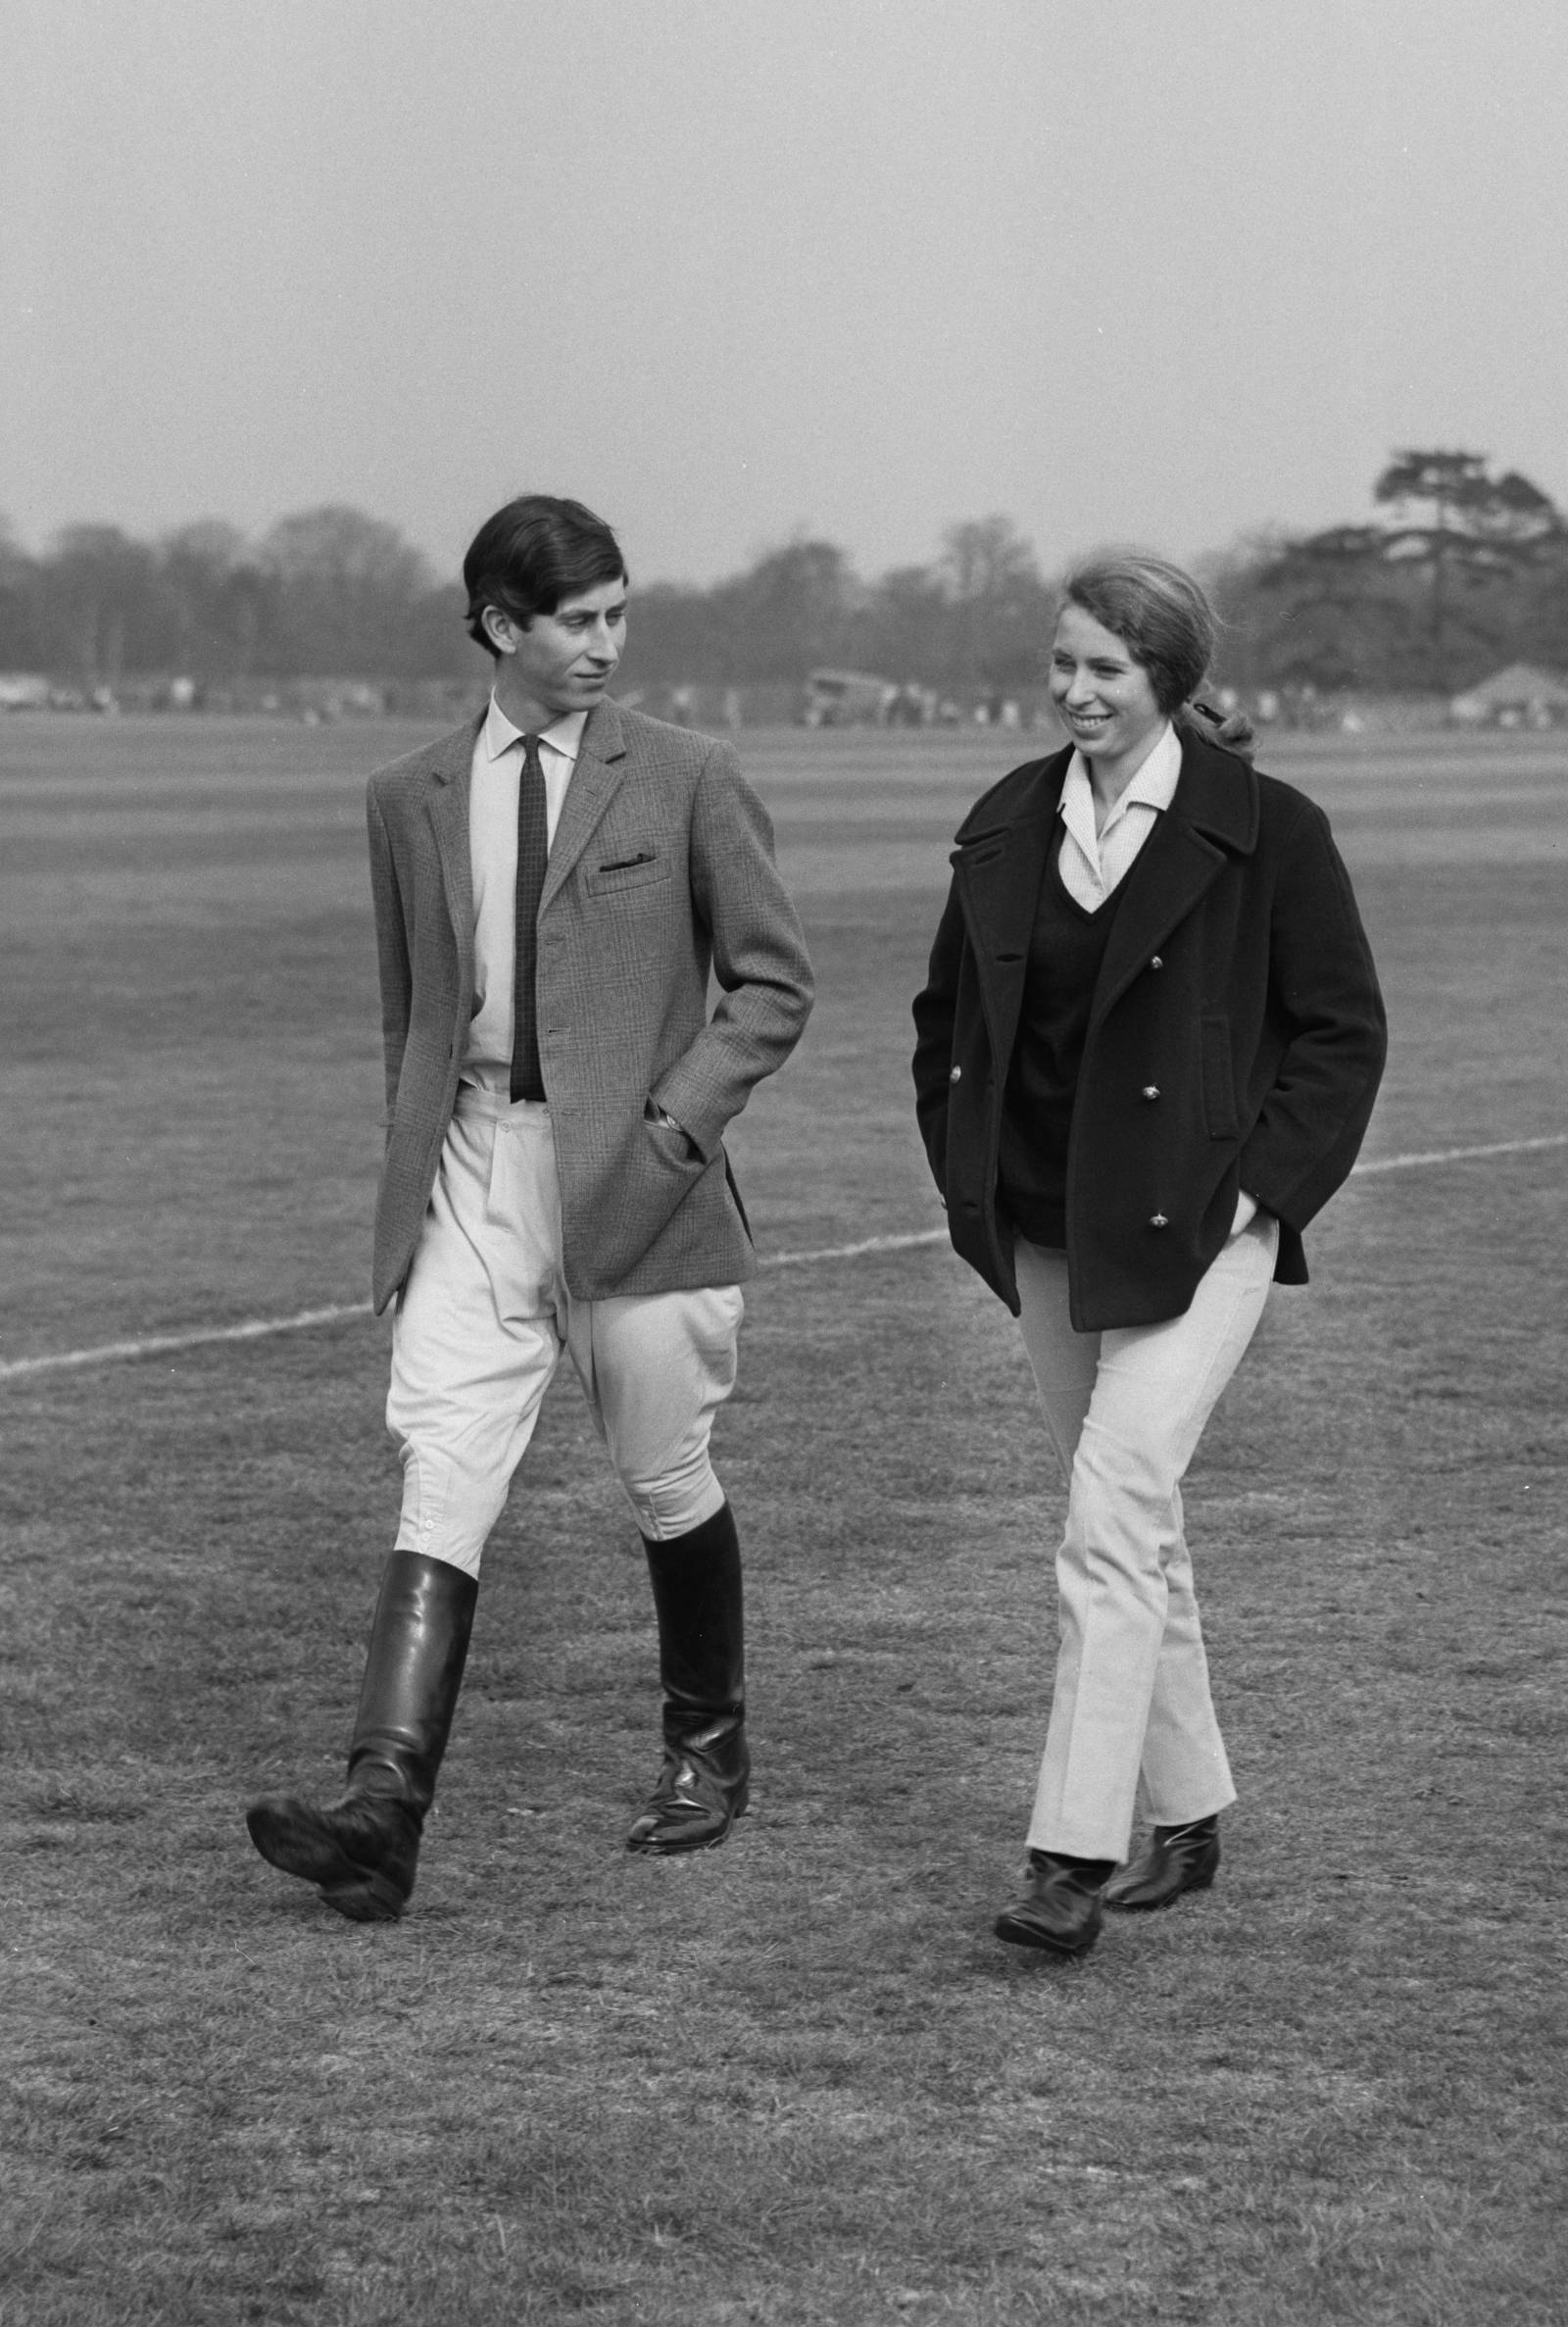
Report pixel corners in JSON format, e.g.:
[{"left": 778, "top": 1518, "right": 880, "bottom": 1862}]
[
  {"left": 1142, "top": 1084, "right": 1160, "bottom": 1101},
  {"left": 950, "top": 1064, "right": 962, "bottom": 1083},
  {"left": 1149, "top": 1213, "right": 1169, "bottom": 1228},
  {"left": 1150, "top": 955, "right": 1163, "bottom": 970}
]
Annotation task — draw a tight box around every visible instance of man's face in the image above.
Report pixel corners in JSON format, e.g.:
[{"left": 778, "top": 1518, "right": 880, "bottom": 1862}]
[{"left": 484, "top": 575, "right": 628, "bottom": 722}]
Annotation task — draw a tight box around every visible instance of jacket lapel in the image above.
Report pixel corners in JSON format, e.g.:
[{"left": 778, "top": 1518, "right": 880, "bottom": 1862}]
[
  {"left": 541, "top": 697, "right": 629, "bottom": 912},
  {"left": 1089, "top": 731, "right": 1258, "bottom": 1030},
  {"left": 952, "top": 751, "right": 1066, "bottom": 1070},
  {"left": 424, "top": 715, "right": 482, "bottom": 981}
]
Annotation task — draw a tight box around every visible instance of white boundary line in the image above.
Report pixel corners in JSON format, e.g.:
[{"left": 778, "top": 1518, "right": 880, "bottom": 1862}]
[
  {"left": 0, "top": 1304, "right": 373, "bottom": 1381},
  {"left": 767, "top": 1228, "right": 947, "bottom": 1267},
  {"left": 3, "top": 1131, "right": 1563, "bottom": 1385},
  {"left": 1348, "top": 1132, "right": 1568, "bottom": 1174}
]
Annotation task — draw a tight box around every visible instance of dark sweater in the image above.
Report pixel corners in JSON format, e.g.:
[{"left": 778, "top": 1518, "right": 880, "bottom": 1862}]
[{"left": 996, "top": 843, "right": 1124, "bottom": 1248}]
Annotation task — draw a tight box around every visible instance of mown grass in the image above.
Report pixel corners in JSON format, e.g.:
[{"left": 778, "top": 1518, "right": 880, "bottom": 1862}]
[{"left": 3, "top": 720, "right": 1566, "bottom": 2323}]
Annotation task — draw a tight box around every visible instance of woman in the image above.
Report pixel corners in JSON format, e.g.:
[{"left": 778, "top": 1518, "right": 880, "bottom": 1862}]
[{"left": 911, "top": 555, "right": 1386, "bottom": 1957}]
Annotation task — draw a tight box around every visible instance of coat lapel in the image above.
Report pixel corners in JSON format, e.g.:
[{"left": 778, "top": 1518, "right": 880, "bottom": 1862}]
[
  {"left": 540, "top": 697, "right": 629, "bottom": 913},
  {"left": 952, "top": 751, "right": 1066, "bottom": 1070},
  {"left": 424, "top": 716, "right": 482, "bottom": 978},
  {"left": 1088, "top": 732, "right": 1258, "bottom": 1030}
]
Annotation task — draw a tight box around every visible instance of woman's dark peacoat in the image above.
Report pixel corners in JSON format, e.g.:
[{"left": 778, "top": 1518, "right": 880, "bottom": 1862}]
[{"left": 911, "top": 730, "right": 1387, "bottom": 1332}]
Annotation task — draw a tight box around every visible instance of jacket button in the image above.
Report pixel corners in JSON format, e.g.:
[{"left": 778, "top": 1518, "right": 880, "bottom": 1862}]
[
  {"left": 950, "top": 1064, "right": 962, "bottom": 1083},
  {"left": 1142, "top": 1084, "right": 1160, "bottom": 1101},
  {"left": 1149, "top": 1213, "right": 1169, "bottom": 1228},
  {"left": 1150, "top": 955, "right": 1163, "bottom": 970}
]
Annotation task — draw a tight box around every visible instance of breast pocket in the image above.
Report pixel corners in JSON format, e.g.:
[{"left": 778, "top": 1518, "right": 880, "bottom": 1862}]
[
  {"left": 585, "top": 850, "right": 670, "bottom": 899},
  {"left": 1200, "top": 1013, "right": 1238, "bottom": 1137}
]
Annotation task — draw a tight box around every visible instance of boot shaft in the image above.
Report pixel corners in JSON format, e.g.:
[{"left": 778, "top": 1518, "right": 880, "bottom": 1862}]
[
  {"left": 643, "top": 1504, "right": 745, "bottom": 1715},
  {"left": 348, "top": 1551, "right": 478, "bottom": 1813}
]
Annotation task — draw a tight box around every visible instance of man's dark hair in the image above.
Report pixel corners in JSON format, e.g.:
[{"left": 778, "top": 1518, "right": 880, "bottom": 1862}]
[{"left": 463, "top": 495, "right": 627, "bottom": 654}]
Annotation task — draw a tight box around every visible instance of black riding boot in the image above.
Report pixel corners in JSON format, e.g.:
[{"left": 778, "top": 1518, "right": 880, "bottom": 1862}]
[
  {"left": 627, "top": 1502, "right": 749, "bottom": 1854},
  {"left": 246, "top": 1551, "right": 478, "bottom": 1921}
]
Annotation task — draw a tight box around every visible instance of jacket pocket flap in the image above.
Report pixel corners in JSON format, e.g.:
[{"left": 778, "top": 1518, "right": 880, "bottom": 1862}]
[{"left": 585, "top": 852, "right": 669, "bottom": 895}]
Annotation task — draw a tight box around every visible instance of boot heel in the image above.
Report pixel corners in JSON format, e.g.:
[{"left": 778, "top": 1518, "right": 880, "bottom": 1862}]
[{"left": 320, "top": 1868, "right": 408, "bottom": 1923}]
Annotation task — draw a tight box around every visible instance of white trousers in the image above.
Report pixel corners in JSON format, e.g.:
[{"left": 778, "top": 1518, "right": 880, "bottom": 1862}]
[
  {"left": 1013, "top": 1212, "right": 1279, "bottom": 1861},
  {"left": 386, "top": 1088, "right": 743, "bottom": 1578}
]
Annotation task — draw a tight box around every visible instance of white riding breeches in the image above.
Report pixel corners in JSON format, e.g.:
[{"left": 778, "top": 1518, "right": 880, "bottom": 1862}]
[{"left": 386, "top": 1088, "right": 743, "bottom": 1578}]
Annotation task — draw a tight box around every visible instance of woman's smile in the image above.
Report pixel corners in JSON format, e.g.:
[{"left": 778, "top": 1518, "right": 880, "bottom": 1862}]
[{"left": 1050, "top": 603, "right": 1166, "bottom": 779}]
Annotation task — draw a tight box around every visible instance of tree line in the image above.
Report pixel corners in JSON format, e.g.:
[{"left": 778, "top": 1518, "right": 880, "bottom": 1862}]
[
  {"left": 1203, "top": 451, "right": 1568, "bottom": 697},
  {"left": 0, "top": 509, "right": 466, "bottom": 694},
  {"left": 3, "top": 452, "right": 1564, "bottom": 702}
]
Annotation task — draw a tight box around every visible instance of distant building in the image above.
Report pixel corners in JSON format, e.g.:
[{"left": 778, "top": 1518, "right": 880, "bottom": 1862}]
[{"left": 1450, "top": 663, "right": 1568, "bottom": 728}]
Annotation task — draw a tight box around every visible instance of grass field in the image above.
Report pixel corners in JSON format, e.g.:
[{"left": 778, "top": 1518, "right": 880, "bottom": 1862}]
[{"left": 3, "top": 715, "right": 1566, "bottom": 2324}]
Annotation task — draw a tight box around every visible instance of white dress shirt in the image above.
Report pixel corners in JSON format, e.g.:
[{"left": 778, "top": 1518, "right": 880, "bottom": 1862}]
[
  {"left": 1056, "top": 718, "right": 1182, "bottom": 912},
  {"left": 463, "top": 696, "right": 589, "bottom": 1086}
]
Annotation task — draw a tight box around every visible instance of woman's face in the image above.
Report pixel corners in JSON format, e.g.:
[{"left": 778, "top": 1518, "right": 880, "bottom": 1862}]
[{"left": 1049, "top": 604, "right": 1165, "bottom": 771}]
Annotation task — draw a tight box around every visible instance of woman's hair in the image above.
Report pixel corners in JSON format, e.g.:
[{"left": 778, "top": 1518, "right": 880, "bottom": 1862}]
[
  {"left": 1061, "top": 553, "right": 1214, "bottom": 715},
  {"left": 463, "top": 495, "right": 627, "bottom": 654},
  {"left": 1060, "top": 551, "right": 1255, "bottom": 757}
]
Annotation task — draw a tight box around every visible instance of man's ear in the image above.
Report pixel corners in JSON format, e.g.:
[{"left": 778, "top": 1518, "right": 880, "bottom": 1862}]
[{"left": 480, "top": 604, "right": 519, "bottom": 657}]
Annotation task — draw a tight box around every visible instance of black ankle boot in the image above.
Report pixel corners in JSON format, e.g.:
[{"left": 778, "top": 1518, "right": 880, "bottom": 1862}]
[
  {"left": 246, "top": 1552, "right": 478, "bottom": 1920},
  {"left": 994, "top": 1851, "right": 1116, "bottom": 1956},
  {"left": 627, "top": 1504, "right": 749, "bottom": 1854},
  {"left": 1102, "top": 1814, "right": 1220, "bottom": 1910}
]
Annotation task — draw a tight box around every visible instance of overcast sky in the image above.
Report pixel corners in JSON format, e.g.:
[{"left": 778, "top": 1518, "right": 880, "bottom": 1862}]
[{"left": 5, "top": 0, "right": 1565, "bottom": 587}]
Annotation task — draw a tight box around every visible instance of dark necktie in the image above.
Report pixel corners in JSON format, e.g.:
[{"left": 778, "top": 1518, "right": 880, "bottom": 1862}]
[{"left": 509, "top": 733, "right": 548, "bottom": 1102}]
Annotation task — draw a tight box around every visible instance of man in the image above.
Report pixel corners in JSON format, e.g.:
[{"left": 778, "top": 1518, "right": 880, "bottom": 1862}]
[{"left": 246, "top": 495, "right": 813, "bottom": 1920}]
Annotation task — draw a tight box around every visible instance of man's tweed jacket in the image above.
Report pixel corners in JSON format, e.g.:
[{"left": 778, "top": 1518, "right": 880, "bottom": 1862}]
[{"left": 366, "top": 698, "right": 813, "bottom": 1312}]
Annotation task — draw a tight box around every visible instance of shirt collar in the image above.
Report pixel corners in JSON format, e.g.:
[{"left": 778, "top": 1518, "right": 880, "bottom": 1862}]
[
  {"left": 1059, "top": 718, "right": 1181, "bottom": 842},
  {"left": 481, "top": 694, "right": 589, "bottom": 767}
]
